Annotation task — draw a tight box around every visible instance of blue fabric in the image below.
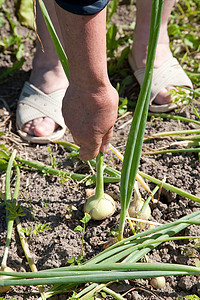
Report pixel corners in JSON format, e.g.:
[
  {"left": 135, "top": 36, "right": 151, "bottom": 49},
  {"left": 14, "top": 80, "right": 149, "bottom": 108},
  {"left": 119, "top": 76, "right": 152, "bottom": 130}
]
[{"left": 55, "top": 0, "right": 109, "bottom": 15}]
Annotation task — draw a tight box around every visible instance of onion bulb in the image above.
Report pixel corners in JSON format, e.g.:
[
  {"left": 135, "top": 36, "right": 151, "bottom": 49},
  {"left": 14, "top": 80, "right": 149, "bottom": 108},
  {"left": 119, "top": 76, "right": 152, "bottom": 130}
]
[
  {"left": 84, "top": 193, "right": 116, "bottom": 220},
  {"left": 150, "top": 276, "right": 166, "bottom": 289},
  {"left": 84, "top": 152, "right": 116, "bottom": 220},
  {"left": 0, "top": 266, "right": 14, "bottom": 293},
  {"left": 128, "top": 181, "right": 151, "bottom": 220}
]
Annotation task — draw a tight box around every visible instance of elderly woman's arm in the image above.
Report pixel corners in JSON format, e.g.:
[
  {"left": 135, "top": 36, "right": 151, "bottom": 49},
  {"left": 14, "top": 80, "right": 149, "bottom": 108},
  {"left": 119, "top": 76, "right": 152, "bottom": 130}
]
[{"left": 55, "top": 2, "right": 118, "bottom": 160}]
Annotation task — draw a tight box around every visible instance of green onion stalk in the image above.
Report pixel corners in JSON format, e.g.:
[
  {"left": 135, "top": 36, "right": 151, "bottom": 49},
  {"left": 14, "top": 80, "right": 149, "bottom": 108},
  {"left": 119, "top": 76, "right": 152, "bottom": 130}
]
[
  {"left": 144, "top": 128, "right": 200, "bottom": 141},
  {"left": 84, "top": 152, "right": 116, "bottom": 220},
  {"left": 14, "top": 155, "right": 120, "bottom": 183},
  {"left": 0, "top": 211, "right": 200, "bottom": 291},
  {"left": 148, "top": 112, "right": 200, "bottom": 126},
  {"left": 0, "top": 150, "right": 18, "bottom": 293},
  {"left": 119, "top": 0, "right": 164, "bottom": 240},
  {"left": 138, "top": 171, "right": 200, "bottom": 204},
  {"left": 5, "top": 147, "right": 199, "bottom": 208},
  {"left": 1, "top": 150, "right": 17, "bottom": 270},
  {"left": 143, "top": 146, "right": 200, "bottom": 155}
]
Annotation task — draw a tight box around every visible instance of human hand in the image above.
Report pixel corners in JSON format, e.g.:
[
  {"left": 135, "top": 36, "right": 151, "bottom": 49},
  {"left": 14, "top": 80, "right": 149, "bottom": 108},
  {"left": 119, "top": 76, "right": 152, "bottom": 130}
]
[{"left": 62, "top": 83, "right": 119, "bottom": 160}]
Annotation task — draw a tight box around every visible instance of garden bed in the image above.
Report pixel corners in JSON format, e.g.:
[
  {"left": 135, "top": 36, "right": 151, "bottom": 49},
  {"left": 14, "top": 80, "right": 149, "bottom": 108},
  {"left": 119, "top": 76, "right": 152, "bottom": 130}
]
[{"left": 0, "top": 1, "right": 200, "bottom": 299}]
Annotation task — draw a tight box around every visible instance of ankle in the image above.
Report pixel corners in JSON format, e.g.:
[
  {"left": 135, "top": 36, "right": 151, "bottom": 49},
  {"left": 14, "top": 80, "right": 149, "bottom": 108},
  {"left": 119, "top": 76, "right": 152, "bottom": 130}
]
[
  {"left": 131, "top": 27, "right": 172, "bottom": 69},
  {"left": 30, "top": 65, "right": 68, "bottom": 94}
]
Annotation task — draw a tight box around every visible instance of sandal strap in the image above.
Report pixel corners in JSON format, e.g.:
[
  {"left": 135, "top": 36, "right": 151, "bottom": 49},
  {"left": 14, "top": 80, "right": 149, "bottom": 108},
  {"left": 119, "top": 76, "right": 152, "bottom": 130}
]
[
  {"left": 134, "top": 57, "right": 193, "bottom": 102},
  {"left": 16, "top": 81, "right": 66, "bottom": 129}
]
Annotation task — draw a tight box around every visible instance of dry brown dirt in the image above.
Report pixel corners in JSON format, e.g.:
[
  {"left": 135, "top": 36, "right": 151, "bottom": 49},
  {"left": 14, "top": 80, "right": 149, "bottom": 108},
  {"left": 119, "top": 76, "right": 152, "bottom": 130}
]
[{"left": 0, "top": 1, "right": 200, "bottom": 299}]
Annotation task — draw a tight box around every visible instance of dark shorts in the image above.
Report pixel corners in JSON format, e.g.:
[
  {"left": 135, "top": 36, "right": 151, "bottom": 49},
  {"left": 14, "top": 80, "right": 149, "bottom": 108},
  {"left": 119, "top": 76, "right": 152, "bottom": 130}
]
[{"left": 55, "top": 0, "right": 110, "bottom": 15}]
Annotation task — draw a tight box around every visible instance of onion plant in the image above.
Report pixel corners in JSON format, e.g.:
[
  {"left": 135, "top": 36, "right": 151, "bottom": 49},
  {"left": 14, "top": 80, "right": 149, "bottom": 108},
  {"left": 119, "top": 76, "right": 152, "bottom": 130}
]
[
  {"left": 1, "top": 150, "right": 19, "bottom": 270},
  {"left": 84, "top": 152, "right": 116, "bottom": 220},
  {"left": 148, "top": 111, "right": 200, "bottom": 126},
  {"left": 118, "top": 0, "right": 164, "bottom": 240},
  {"left": 143, "top": 146, "right": 200, "bottom": 156},
  {"left": 0, "top": 150, "right": 17, "bottom": 293},
  {"left": 1, "top": 210, "right": 200, "bottom": 290},
  {"left": 37, "top": 0, "right": 164, "bottom": 239},
  {"left": 1, "top": 0, "right": 200, "bottom": 298}
]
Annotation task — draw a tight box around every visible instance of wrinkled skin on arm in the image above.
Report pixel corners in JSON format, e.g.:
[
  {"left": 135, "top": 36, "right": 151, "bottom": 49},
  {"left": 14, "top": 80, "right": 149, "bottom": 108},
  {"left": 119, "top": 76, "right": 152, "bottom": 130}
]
[{"left": 55, "top": 4, "right": 118, "bottom": 160}]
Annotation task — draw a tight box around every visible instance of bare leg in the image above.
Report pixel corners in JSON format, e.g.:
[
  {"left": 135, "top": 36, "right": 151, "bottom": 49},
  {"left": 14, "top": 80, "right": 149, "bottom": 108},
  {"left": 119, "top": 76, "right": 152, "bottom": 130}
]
[
  {"left": 55, "top": 5, "right": 119, "bottom": 160},
  {"left": 21, "top": 0, "right": 68, "bottom": 137},
  {"left": 130, "top": 0, "right": 176, "bottom": 105}
]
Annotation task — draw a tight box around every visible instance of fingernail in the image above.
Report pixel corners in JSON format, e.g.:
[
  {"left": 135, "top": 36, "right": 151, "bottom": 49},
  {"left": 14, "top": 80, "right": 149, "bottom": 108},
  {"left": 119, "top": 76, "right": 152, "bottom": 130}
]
[{"left": 101, "top": 146, "right": 109, "bottom": 153}]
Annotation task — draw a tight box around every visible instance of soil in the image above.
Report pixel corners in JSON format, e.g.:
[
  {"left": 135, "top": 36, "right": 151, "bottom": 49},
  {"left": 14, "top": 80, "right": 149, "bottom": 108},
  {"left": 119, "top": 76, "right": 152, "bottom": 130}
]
[{"left": 0, "top": 1, "right": 200, "bottom": 300}]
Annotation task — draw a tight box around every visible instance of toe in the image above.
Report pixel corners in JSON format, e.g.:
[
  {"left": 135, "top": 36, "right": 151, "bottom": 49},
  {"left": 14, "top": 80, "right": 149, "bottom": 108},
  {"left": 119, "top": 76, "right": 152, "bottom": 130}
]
[
  {"left": 23, "top": 121, "right": 35, "bottom": 136},
  {"left": 33, "top": 117, "right": 58, "bottom": 137},
  {"left": 153, "top": 87, "right": 173, "bottom": 105},
  {"left": 22, "top": 117, "right": 58, "bottom": 137}
]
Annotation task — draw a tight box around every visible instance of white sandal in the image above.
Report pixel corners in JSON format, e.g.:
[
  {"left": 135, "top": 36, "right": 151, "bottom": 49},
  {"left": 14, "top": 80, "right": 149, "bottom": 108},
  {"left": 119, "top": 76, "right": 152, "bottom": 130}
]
[
  {"left": 16, "top": 81, "right": 66, "bottom": 143},
  {"left": 128, "top": 54, "right": 193, "bottom": 113}
]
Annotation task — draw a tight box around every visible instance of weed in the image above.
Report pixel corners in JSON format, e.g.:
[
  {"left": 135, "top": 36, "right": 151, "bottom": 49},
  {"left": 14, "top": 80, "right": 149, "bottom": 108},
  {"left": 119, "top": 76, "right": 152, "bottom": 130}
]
[
  {"left": 109, "top": 228, "right": 119, "bottom": 237},
  {"left": 106, "top": 1, "right": 132, "bottom": 76},
  {"left": 0, "top": 0, "right": 34, "bottom": 82},
  {"left": 167, "top": 87, "right": 200, "bottom": 119},
  {"left": 33, "top": 223, "right": 50, "bottom": 235},
  {"left": 0, "top": 5, "right": 24, "bottom": 59},
  {"left": 74, "top": 212, "right": 91, "bottom": 256},
  {"left": 169, "top": 0, "right": 200, "bottom": 88},
  {"left": 67, "top": 254, "right": 84, "bottom": 266},
  {"left": 47, "top": 147, "right": 57, "bottom": 169},
  {"left": 20, "top": 223, "right": 50, "bottom": 237},
  {"left": 0, "top": 58, "right": 25, "bottom": 84},
  {"left": 181, "top": 240, "right": 200, "bottom": 258},
  {"left": 178, "top": 296, "right": 200, "bottom": 300},
  {"left": 5, "top": 200, "right": 25, "bottom": 220},
  {"left": 20, "top": 226, "right": 32, "bottom": 237}
]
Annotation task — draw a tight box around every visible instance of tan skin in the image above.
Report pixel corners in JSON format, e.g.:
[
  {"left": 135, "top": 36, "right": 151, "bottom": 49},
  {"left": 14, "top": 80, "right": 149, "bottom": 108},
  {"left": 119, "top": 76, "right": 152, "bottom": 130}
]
[
  {"left": 131, "top": 0, "right": 176, "bottom": 105},
  {"left": 54, "top": 6, "right": 118, "bottom": 160},
  {"left": 21, "top": 0, "right": 177, "bottom": 160}
]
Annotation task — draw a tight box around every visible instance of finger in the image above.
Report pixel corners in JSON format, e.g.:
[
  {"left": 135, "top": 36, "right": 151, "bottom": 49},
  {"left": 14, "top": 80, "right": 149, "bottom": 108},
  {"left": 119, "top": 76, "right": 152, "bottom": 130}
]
[
  {"left": 73, "top": 137, "right": 81, "bottom": 148},
  {"left": 79, "top": 143, "right": 101, "bottom": 161},
  {"left": 73, "top": 135, "right": 101, "bottom": 160},
  {"left": 100, "top": 127, "right": 113, "bottom": 154}
]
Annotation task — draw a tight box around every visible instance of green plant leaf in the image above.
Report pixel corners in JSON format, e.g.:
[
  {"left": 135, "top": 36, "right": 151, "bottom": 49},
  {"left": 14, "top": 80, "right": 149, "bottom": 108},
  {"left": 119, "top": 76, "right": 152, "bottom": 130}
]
[
  {"left": 80, "top": 213, "right": 91, "bottom": 224},
  {"left": 168, "top": 23, "right": 181, "bottom": 36},
  {"left": 118, "top": 97, "right": 128, "bottom": 115},
  {"left": 0, "top": 11, "right": 5, "bottom": 27},
  {"left": 106, "top": 0, "right": 119, "bottom": 23},
  {"left": 0, "top": 159, "right": 7, "bottom": 171},
  {"left": 119, "top": 0, "right": 164, "bottom": 239},
  {"left": 0, "top": 0, "right": 5, "bottom": 6},
  {"left": 184, "top": 34, "right": 199, "bottom": 50},
  {"left": 185, "top": 296, "right": 200, "bottom": 300},
  {"left": 0, "top": 150, "right": 9, "bottom": 159},
  {"left": 74, "top": 225, "right": 83, "bottom": 232},
  {"left": 17, "top": 0, "right": 35, "bottom": 29},
  {"left": 106, "top": 24, "right": 119, "bottom": 57},
  {"left": 0, "top": 58, "right": 25, "bottom": 83}
]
